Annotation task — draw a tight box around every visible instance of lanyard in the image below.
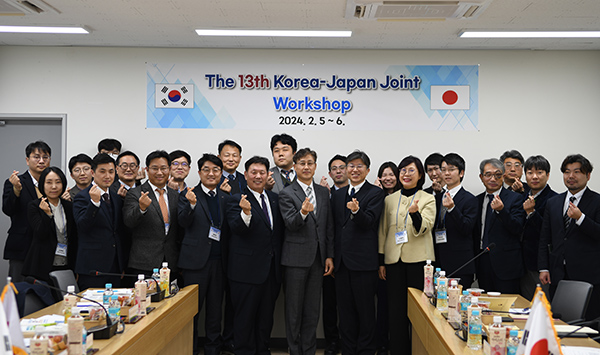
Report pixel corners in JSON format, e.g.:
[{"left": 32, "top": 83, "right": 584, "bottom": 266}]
[
  {"left": 396, "top": 192, "right": 416, "bottom": 231},
  {"left": 205, "top": 193, "right": 221, "bottom": 228}
]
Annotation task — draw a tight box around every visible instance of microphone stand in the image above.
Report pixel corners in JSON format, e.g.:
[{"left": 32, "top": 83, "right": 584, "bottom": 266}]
[{"left": 447, "top": 243, "right": 496, "bottom": 278}]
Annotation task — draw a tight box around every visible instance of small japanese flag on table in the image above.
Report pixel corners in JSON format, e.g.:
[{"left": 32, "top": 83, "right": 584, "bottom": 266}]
[
  {"left": 517, "top": 287, "right": 563, "bottom": 355},
  {"left": 155, "top": 84, "right": 194, "bottom": 108}
]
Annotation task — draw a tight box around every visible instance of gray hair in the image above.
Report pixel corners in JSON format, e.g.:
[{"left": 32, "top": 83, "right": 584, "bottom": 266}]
[{"left": 479, "top": 158, "right": 504, "bottom": 175}]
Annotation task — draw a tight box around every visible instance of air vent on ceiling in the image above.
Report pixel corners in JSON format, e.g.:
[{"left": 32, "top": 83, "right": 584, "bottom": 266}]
[
  {"left": 3, "top": 0, "right": 60, "bottom": 14},
  {"left": 346, "top": 0, "right": 491, "bottom": 20}
]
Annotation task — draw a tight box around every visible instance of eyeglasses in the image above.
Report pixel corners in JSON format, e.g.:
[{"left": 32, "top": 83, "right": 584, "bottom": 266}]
[
  {"left": 347, "top": 164, "right": 365, "bottom": 170},
  {"left": 504, "top": 162, "right": 522, "bottom": 169},
  {"left": 72, "top": 166, "right": 91, "bottom": 174},
  {"left": 483, "top": 172, "right": 503, "bottom": 180},
  {"left": 171, "top": 161, "right": 189, "bottom": 168},
  {"left": 118, "top": 163, "right": 138, "bottom": 170},
  {"left": 296, "top": 161, "right": 315, "bottom": 167},
  {"left": 149, "top": 166, "right": 169, "bottom": 173},
  {"left": 330, "top": 165, "right": 346, "bottom": 172},
  {"left": 400, "top": 168, "right": 416, "bottom": 176},
  {"left": 441, "top": 167, "right": 458, "bottom": 173},
  {"left": 201, "top": 167, "right": 222, "bottom": 174},
  {"left": 30, "top": 155, "right": 50, "bottom": 161}
]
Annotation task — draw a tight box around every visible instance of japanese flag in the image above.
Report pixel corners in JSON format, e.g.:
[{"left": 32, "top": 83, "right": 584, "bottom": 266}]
[
  {"left": 155, "top": 84, "right": 194, "bottom": 109},
  {"left": 430, "top": 85, "right": 470, "bottom": 110}
]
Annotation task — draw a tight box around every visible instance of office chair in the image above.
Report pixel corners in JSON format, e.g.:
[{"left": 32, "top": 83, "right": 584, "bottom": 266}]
[
  {"left": 551, "top": 280, "right": 593, "bottom": 324},
  {"left": 49, "top": 270, "right": 80, "bottom": 302}
]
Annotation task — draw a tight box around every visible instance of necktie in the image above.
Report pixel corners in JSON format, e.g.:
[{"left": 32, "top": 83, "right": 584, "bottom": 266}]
[
  {"left": 564, "top": 196, "right": 576, "bottom": 230},
  {"left": 261, "top": 193, "right": 271, "bottom": 228},
  {"left": 228, "top": 174, "right": 235, "bottom": 181},
  {"left": 482, "top": 194, "right": 494, "bottom": 247},
  {"left": 282, "top": 170, "right": 291, "bottom": 181},
  {"left": 350, "top": 187, "right": 356, "bottom": 198},
  {"left": 209, "top": 190, "right": 215, "bottom": 198},
  {"left": 306, "top": 186, "right": 316, "bottom": 213},
  {"left": 439, "top": 190, "right": 448, "bottom": 228},
  {"left": 102, "top": 193, "right": 113, "bottom": 220},
  {"left": 35, "top": 186, "right": 42, "bottom": 198},
  {"left": 157, "top": 188, "right": 169, "bottom": 223}
]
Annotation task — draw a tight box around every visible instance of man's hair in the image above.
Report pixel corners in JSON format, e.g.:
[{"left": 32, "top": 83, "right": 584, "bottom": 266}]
[
  {"left": 398, "top": 155, "right": 426, "bottom": 189},
  {"left": 38, "top": 167, "right": 67, "bottom": 197},
  {"left": 117, "top": 150, "right": 140, "bottom": 166},
  {"left": 169, "top": 150, "right": 191, "bottom": 167},
  {"left": 26, "top": 141, "right": 51, "bottom": 157},
  {"left": 293, "top": 148, "right": 317, "bottom": 164},
  {"left": 346, "top": 150, "right": 371, "bottom": 168},
  {"left": 377, "top": 162, "right": 400, "bottom": 193},
  {"left": 218, "top": 140, "right": 242, "bottom": 155},
  {"left": 270, "top": 133, "right": 297, "bottom": 153},
  {"left": 524, "top": 155, "right": 551, "bottom": 174},
  {"left": 500, "top": 150, "right": 524, "bottom": 164},
  {"left": 560, "top": 154, "right": 593, "bottom": 174},
  {"left": 479, "top": 158, "right": 505, "bottom": 175},
  {"left": 97, "top": 138, "right": 122, "bottom": 153},
  {"left": 244, "top": 156, "right": 270, "bottom": 172},
  {"left": 328, "top": 155, "right": 347, "bottom": 171},
  {"left": 145, "top": 150, "right": 171, "bottom": 167},
  {"left": 68, "top": 153, "right": 93, "bottom": 173},
  {"left": 197, "top": 153, "right": 223, "bottom": 171},
  {"left": 424, "top": 152, "right": 443, "bottom": 168},
  {"left": 92, "top": 153, "right": 116, "bottom": 170},
  {"left": 442, "top": 153, "right": 466, "bottom": 181}
]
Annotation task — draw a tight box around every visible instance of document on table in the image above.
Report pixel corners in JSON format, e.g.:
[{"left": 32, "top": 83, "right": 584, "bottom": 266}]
[{"left": 562, "top": 346, "right": 600, "bottom": 355}]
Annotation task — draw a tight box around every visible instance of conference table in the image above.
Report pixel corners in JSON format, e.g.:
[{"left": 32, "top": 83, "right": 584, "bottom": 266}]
[
  {"left": 407, "top": 287, "right": 600, "bottom": 355},
  {"left": 24, "top": 284, "right": 199, "bottom": 355}
]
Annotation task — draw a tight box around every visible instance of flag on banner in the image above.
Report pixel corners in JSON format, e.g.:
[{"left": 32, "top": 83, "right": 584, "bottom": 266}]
[
  {"left": 430, "top": 85, "right": 470, "bottom": 110},
  {"left": 1, "top": 278, "right": 27, "bottom": 355},
  {"left": 155, "top": 84, "right": 194, "bottom": 109},
  {"left": 517, "top": 287, "right": 563, "bottom": 355}
]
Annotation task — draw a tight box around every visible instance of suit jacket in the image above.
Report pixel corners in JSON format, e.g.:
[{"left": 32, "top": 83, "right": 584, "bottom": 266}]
[
  {"left": 473, "top": 188, "right": 525, "bottom": 280},
  {"left": 433, "top": 187, "right": 478, "bottom": 274},
  {"left": 178, "top": 185, "right": 228, "bottom": 270},
  {"left": 538, "top": 188, "right": 600, "bottom": 285},
  {"left": 331, "top": 181, "right": 385, "bottom": 271},
  {"left": 269, "top": 167, "right": 295, "bottom": 194},
  {"left": 521, "top": 185, "right": 557, "bottom": 271},
  {"left": 123, "top": 181, "right": 181, "bottom": 272},
  {"left": 279, "top": 181, "right": 334, "bottom": 267},
  {"left": 23, "top": 198, "right": 78, "bottom": 282},
  {"left": 219, "top": 172, "right": 247, "bottom": 195},
  {"left": 73, "top": 185, "right": 126, "bottom": 275},
  {"left": 225, "top": 187, "right": 283, "bottom": 285},
  {"left": 2, "top": 172, "right": 38, "bottom": 260}
]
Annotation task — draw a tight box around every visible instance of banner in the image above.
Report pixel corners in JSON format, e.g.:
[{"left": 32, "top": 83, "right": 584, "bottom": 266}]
[{"left": 146, "top": 63, "right": 478, "bottom": 131}]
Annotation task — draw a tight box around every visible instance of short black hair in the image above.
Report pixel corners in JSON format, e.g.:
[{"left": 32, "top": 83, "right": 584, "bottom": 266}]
[
  {"left": 270, "top": 133, "right": 297, "bottom": 153},
  {"left": 117, "top": 151, "right": 140, "bottom": 166},
  {"left": 244, "top": 156, "right": 270, "bottom": 172},
  {"left": 293, "top": 148, "right": 317, "bottom": 163},
  {"left": 169, "top": 150, "right": 191, "bottom": 167},
  {"left": 38, "top": 167, "right": 67, "bottom": 197},
  {"left": 68, "top": 153, "right": 93, "bottom": 173},
  {"left": 560, "top": 154, "right": 593, "bottom": 174},
  {"left": 328, "top": 155, "right": 347, "bottom": 171},
  {"left": 524, "top": 155, "right": 551, "bottom": 174},
  {"left": 92, "top": 153, "right": 116, "bottom": 171},
  {"left": 377, "top": 162, "right": 400, "bottom": 193},
  {"left": 424, "top": 153, "right": 443, "bottom": 168},
  {"left": 218, "top": 140, "right": 242, "bottom": 155},
  {"left": 346, "top": 150, "right": 371, "bottom": 168},
  {"left": 197, "top": 153, "right": 223, "bottom": 171},
  {"left": 26, "top": 141, "right": 51, "bottom": 157},
  {"left": 500, "top": 150, "right": 524, "bottom": 164},
  {"left": 145, "top": 150, "right": 171, "bottom": 167},
  {"left": 442, "top": 153, "right": 466, "bottom": 181},
  {"left": 398, "top": 155, "right": 426, "bottom": 189},
  {"left": 97, "top": 138, "right": 122, "bottom": 153}
]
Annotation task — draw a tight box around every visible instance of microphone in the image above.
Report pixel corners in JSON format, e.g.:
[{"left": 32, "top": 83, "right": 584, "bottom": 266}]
[
  {"left": 25, "top": 277, "right": 120, "bottom": 339},
  {"left": 89, "top": 270, "right": 165, "bottom": 302},
  {"left": 447, "top": 243, "right": 496, "bottom": 278}
]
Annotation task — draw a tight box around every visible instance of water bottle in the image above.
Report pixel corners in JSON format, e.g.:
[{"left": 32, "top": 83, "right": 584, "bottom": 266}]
[
  {"left": 67, "top": 307, "right": 84, "bottom": 355},
  {"left": 467, "top": 296, "right": 480, "bottom": 326},
  {"left": 160, "top": 262, "right": 171, "bottom": 297},
  {"left": 31, "top": 325, "right": 48, "bottom": 355},
  {"left": 436, "top": 271, "right": 448, "bottom": 312},
  {"left": 108, "top": 294, "right": 121, "bottom": 324},
  {"left": 459, "top": 290, "right": 471, "bottom": 324},
  {"left": 135, "top": 274, "right": 147, "bottom": 316},
  {"left": 488, "top": 316, "right": 506, "bottom": 355},
  {"left": 507, "top": 329, "right": 519, "bottom": 355},
  {"left": 152, "top": 268, "right": 161, "bottom": 292},
  {"left": 447, "top": 279, "right": 461, "bottom": 323},
  {"left": 467, "top": 309, "right": 482, "bottom": 350},
  {"left": 423, "top": 260, "right": 434, "bottom": 296},
  {"left": 63, "top": 285, "right": 77, "bottom": 323},
  {"left": 103, "top": 283, "right": 113, "bottom": 307},
  {"left": 433, "top": 267, "right": 441, "bottom": 287}
]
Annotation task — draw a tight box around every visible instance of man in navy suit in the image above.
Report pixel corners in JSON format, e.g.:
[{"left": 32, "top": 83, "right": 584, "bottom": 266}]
[
  {"left": 73, "top": 153, "right": 125, "bottom": 289},
  {"left": 218, "top": 140, "right": 247, "bottom": 195},
  {"left": 331, "top": 150, "right": 385, "bottom": 355},
  {"left": 520, "top": 155, "right": 556, "bottom": 300},
  {"left": 3, "top": 141, "right": 52, "bottom": 282},
  {"left": 539, "top": 154, "right": 600, "bottom": 320},
  {"left": 474, "top": 158, "right": 525, "bottom": 294},
  {"left": 179, "top": 153, "right": 228, "bottom": 355},
  {"left": 266, "top": 133, "right": 298, "bottom": 193},
  {"left": 434, "top": 153, "right": 477, "bottom": 288},
  {"left": 225, "top": 156, "right": 283, "bottom": 355},
  {"left": 500, "top": 150, "right": 530, "bottom": 195},
  {"left": 424, "top": 152, "right": 444, "bottom": 196}
]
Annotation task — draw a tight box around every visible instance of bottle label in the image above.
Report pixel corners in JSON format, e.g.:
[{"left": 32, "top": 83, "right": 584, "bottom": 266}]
[
  {"left": 469, "top": 323, "right": 482, "bottom": 335},
  {"left": 507, "top": 346, "right": 518, "bottom": 355}
]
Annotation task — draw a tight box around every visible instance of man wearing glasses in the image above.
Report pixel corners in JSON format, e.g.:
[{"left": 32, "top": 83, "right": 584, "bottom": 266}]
[
  {"left": 500, "top": 150, "right": 529, "bottom": 194},
  {"left": 111, "top": 151, "right": 143, "bottom": 198},
  {"left": 168, "top": 150, "right": 192, "bottom": 193},
  {"left": 68, "top": 153, "right": 93, "bottom": 200},
  {"left": 474, "top": 158, "right": 525, "bottom": 294}
]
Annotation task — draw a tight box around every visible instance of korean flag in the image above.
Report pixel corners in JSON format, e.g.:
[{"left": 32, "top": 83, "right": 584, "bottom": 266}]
[
  {"left": 430, "top": 85, "right": 470, "bottom": 110},
  {"left": 155, "top": 84, "right": 194, "bottom": 109}
]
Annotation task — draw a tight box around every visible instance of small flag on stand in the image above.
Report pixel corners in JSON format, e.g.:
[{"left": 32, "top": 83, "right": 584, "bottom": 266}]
[
  {"left": 516, "top": 286, "right": 563, "bottom": 355},
  {"left": 1, "top": 277, "right": 27, "bottom": 355}
]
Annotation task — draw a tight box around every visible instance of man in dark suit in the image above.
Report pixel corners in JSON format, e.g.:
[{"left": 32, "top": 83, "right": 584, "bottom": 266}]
[
  {"left": 423, "top": 152, "right": 444, "bottom": 196},
  {"left": 73, "top": 153, "right": 126, "bottom": 289},
  {"left": 279, "top": 148, "right": 334, "bottom": 355},
  {"left": 434, "top": 153, "right": 477, "bottom": 288},
  {"left": 3, "top": 141, "right": 52, "bottom": 282},
  {"left": 474, "top": 158, "right": 525, "bottom": 294},
  {"left": 123, "top": 150, "right": 180, "bottom": 278},
  {"left": 520, "top": 155, "right": 556, "bottom": 300},
  {"left": 179, "top": 153, "right": 228, "bottom": 355},
  {"left": 500, "top": 150, "right": 530, "bottom": 194},
  {"left": 266, "top": 133, "right": 297, "bottom": 193},
  {"left": 331, "top": 150, "right": 385, "bottom": 355},
  {"left": 168, "top": 150, "right": 192, "bottom": 193},
  {"left": 110, "top": 151, "right": 143, "bottom": 199},
  {"left": 225, "top": 156, "right": 283, "bottom": 355},
  {"left": 67, "top": 153, "right": 93, "bottom": 200},
  {"left": 218, "top": 139, "right": 247, "bottom": 195},
  {"left": 539, "top": 154, "right": 600, "bottom": 320}
]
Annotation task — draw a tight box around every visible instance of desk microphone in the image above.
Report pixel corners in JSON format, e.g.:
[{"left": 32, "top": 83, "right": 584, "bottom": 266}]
[
  {"left": 25, "top": 277, "right": 120, "bottom": 339},
  {"left": 447, "top": 243, "right": 496, "bottom": 278},
  {"left": 88, "top": 270, "right": 165, "bottom": 302}
]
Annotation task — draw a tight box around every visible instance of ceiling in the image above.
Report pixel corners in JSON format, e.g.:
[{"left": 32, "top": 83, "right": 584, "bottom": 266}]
[{"left": 0, "top": 0, "right": 599, "bottom": 50}]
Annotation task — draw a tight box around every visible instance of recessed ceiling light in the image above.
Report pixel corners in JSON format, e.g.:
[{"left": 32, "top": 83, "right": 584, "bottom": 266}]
[
  {"left": 0, "top": 26, "right": 89, "bottom": 34},
  {"left": 460, "top": 31, "right": 600, "bottom": 38},
  {"left": 195, "top": 29, "right": 352, "bottom": 38}
]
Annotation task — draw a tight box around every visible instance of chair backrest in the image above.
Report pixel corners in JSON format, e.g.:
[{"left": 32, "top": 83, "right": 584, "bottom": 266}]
[
  {"left": 23, "top": 291, "right": 47, "bottom": 317},
  {"left": 551, "top": 280, "right": 593, "bottom": 323},
  {"left": 48, "top": 270, "right": 80, "bottom": 301}
]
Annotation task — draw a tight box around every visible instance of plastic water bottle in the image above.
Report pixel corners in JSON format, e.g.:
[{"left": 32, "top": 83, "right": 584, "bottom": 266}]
[
  {"left": 459, "top": 290, "right": 471, "bottom": 324},
  {"left": 467, "top": 296, "right": 480, "bottom": 326},
  {"left": 103, "top": 283, "right": 113, "bottom": 307},
  {"left": 160, "top": 262, "right": 171, "bottom": 297},
  {"left": 436, "top": 271, "right": 448, "bottom": 312},
  {"left": 31, "top": 325, "right": 48, "bottom": 355},
  {"left": 488, "top": 316, "right": 506, "bottom": 355},
  {"left": 507, "top": 329, "right": 519, "bottom": 355},
  {"left": 109, "top": 294, "right": 121, "bottom": 324},
  {"left": 63, "top": 285, "right": 77, "bottom": 323},
  {"left": 135, "top": 274, "right": 147, "bottom": 316},
  {"left": 433, "top": 267, "right": 441, "bottom": 287},
  {"left": 152, "top": 268, "right": 161, "bottom": 292},
  {"left": 467, "top": 309, "right": 482, "bottom": 350},
  {"left": 423, "top": 260, "right": 434, "bottom": 296},
  {"left": 67, "top": 307, "right": 84, "bottom": 355},
  {"left": 447, "top": 279, "right": 461, "bottom": 323}
]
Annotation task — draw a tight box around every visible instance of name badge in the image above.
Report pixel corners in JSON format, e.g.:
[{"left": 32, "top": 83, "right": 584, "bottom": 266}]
[
  {"left": 435, "top": 229, "right": 448, "bottom": 244},
  {"left": 209, "top": 226, "right": 221, "bottom": 241},
  {"left": 55, "top": 243, "right": 68, "bottom": 257},
  {"left": 395, "top": 230, "right": 408, "bottom": 244}
]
